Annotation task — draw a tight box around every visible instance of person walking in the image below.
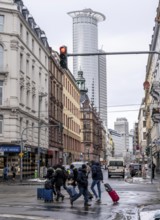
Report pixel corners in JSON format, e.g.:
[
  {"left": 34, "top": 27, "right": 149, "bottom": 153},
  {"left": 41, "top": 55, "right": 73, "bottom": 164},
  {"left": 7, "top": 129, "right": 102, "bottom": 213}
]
[
  {"left": 11, "top": 164, "right": 17, "bottom": 180},
  {"left": 152, "top": 162, "right": 156, "bottom": 179},
  {"left": 53, "top": 164, "right": 65, "bottom": 201},
  {"left": 70, "top": 164, "right": 91, "bottom": 207},
  {"left": 3, "top": 164, "right": 9, "bottom": 181},
  {"left": 91, "top": 161, "right": 103, "bottom": 203},
  {"left": 66, "top": 164, "right": 78, "bottom": 197}
]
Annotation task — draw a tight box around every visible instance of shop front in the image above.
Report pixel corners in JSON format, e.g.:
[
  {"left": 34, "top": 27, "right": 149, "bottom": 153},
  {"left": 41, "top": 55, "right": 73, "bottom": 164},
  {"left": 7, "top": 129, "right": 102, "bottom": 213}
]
[{"left": 0, "top": 145, "right": 20, "bottom": 177}]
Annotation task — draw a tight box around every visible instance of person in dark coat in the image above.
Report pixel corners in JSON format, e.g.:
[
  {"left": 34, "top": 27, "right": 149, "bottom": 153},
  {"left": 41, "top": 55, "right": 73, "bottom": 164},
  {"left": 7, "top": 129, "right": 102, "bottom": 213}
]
[
  {"left": 54, "top": 164, "right": 65, "bottom": 201},
  {"left": 70, "top": 164, "right": 91, "bottom": 207},
  {"left": 91, "top": 161, "right": 103, "bottom": 202},
  {"left": 152, "top": 162, "right": 156, "bottom": 179}
]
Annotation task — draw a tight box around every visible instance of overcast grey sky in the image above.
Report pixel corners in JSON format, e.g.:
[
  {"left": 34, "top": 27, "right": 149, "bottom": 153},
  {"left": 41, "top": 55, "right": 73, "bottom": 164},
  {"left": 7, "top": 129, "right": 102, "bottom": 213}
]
[{"left": 23, "top": 0, "right": 158, "bottom": 130}]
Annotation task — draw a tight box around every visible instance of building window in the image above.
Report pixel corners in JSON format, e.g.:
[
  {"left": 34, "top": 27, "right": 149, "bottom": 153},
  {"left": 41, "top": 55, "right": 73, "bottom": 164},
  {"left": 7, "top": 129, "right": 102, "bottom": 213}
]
[
  {"left": 20, "top": 85, "right": 24, "bottom": 104},
  {"left": 0, "top": 45, "right": 4, "bottom": 71},
  {"left": 39, "top": 48, "right": 41, "bottom": 60},
  {"left": 32, "top": 94, "right": 35, "bottom": 111},
  {"left": 26, "top": 90, "right": 30, "bottom": 107},
  {"left": 26, "top": 60, "right": 29, "bottom": 76},
  {"left": 39, "top": 72, "right": 41, "bottom": 85},
  {"left": 0, "top": 15, "right": 4, "bottom": 32},
  {"left": 0, "top": 81, "right": 3, "bottom": 105},
  {"left": 20, "top": 23, "right": 23, "bottom": 38},
  {"left": 26, "top": 120, "right": 29, "bottom": 139},
  {"left": 20, "top": 53, "right": 23, "bottom": 72},
  {"left": 26, "top": 31, "right": 29, "bottom": 45},
  {"left": 0, "top": 115, "right": 3, "bottom": 134},
  {"left": 143, "top": 132, "right": 146, "bottom": 140},
  {"left": 32, "top": 65, "right": 35, "bottom": 81},
  {"left": 32, "top": 39, "right": 34, "bottom": 52},
  {"left": 143, "top": 121, "right": 146, "bottom": 128},
  {"left": 32, "top": 122, "right": 34, "bottom": 143},
  {"left": 19, "top": 117, "right": 23, "bottom": 136}
]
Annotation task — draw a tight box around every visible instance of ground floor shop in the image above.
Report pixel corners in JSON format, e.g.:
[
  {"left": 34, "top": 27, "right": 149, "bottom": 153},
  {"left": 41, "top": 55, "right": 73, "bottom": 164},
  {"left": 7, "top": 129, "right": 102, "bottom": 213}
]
[{"left": 0, "top": 145, "right": 50, "bottom": 178}]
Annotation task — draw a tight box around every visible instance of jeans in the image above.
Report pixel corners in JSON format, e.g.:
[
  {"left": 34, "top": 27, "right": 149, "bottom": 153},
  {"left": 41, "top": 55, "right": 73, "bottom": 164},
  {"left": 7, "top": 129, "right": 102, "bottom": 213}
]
[
  {"left": 91, "top": 180, "right": 101, "bottom": 199},
  {"left": 72, "top": 186, "right": 88, "bottom": 204}
]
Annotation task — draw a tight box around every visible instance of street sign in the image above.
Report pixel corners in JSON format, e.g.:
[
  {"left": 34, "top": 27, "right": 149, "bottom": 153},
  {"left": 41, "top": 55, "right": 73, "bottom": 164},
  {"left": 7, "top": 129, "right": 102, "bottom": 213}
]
[{"left": 19, "top": 152, "right": 24, "bottom": 157}]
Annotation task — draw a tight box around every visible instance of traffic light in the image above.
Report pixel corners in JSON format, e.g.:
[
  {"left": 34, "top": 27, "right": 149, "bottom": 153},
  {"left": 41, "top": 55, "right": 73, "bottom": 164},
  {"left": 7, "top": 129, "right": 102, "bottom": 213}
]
[{"left": 59, "top": 46, "right": 68, "bottom": 69}]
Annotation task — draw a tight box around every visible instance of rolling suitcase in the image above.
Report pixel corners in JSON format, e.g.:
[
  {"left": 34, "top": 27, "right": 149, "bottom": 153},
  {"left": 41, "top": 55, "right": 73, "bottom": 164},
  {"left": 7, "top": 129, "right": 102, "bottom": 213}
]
[
  {"left": 37, "top": 188, "right": 44, "bottom": 200},
  {"left": 104, "top": 183, "right": 119, "bottom": 203},
  {"left": 43, "top": 189, "right": 53, "bottom": 202}
]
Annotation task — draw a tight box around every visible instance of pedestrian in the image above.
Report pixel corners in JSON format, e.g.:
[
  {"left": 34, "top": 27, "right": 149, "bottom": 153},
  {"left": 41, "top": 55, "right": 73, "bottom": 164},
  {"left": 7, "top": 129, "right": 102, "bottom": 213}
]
[
  {"left": 3, "top": 164, "right": 9, "bottom": 181},
  {"left": 11, "top": 164, "right": 17, "bottom": 180},
  {"left": 44, "top": 166, "right": 56, "bottom": 196},
  {"left": 152, "top": 162, "right": 156, "bottom": 179},
  {"left": 53, "top": 164, "right": 65, "bottom": 201},
  {"left": 90, "top": 161, "right": 103, "bottom": 203},
  {"left": 70, "top": 164, "right": 91, "bottom": 207},
  {"left": 66, "top": 164, "right": 78, "bottom": 197}
]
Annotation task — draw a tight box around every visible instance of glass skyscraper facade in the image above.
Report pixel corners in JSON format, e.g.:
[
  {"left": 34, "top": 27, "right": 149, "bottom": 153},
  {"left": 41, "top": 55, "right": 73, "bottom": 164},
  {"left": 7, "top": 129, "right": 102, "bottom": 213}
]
[{"left": 68, "top": 9, "right": 107, "bottom": 126}]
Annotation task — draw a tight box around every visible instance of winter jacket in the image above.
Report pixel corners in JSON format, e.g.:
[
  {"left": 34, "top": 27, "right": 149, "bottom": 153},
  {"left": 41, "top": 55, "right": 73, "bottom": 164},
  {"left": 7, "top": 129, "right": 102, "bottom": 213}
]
[
  {"left": 76, "top": 168, "right": 88, "bottom": 188},
  {"left": 54, "top": 167, "right": 64, "bottom": 187},
  {"left": 91, "top": 162, "right": 103, "bottom": 181}
]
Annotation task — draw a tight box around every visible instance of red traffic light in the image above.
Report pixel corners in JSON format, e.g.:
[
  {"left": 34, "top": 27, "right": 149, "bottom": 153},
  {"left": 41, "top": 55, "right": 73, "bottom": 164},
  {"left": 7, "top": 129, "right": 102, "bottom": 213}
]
[
  {"left": 59, "top": 46, "right": 68, "bottom": 69},
  {"left": 60, "top": 46, "right": 67, "bottom": 54}
]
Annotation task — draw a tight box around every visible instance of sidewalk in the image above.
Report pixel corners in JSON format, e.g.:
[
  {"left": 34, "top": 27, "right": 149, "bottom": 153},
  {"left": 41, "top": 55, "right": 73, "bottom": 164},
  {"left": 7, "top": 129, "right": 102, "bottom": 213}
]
[
  {"left": 125, "top": 171, "right": 160, "bottom": 185},
  {"left": 0, "top": 177, "right": 46, "bottom": 185},
  {"left": 139, "top": 204, "right": 160, "bottom": 220}
]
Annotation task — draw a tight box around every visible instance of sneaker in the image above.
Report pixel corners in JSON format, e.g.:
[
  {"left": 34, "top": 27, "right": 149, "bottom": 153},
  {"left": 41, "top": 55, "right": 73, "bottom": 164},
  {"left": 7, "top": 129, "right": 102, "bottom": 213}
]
[
  {"left": 61, "top": 195, "right": 65, "bottom": 201},
  {"left": 84, "top": 203, "right": 91, "bottom": 207},
  {"left": 96, "top": 198, "right": 101, "bottom": 203}
]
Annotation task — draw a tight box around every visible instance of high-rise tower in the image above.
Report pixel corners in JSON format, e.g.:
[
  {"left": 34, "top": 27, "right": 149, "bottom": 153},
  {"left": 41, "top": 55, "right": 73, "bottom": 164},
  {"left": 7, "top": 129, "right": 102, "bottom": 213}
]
[{"left": 68, "top": 9, "right": 107, "bottom": 126}]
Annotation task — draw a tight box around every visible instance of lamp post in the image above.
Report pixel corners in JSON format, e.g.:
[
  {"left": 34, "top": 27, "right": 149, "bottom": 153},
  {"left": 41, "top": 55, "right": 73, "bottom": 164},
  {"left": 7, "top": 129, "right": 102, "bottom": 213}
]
[{"left": 37, "top": 93, "right": 47, "bottom": 178}]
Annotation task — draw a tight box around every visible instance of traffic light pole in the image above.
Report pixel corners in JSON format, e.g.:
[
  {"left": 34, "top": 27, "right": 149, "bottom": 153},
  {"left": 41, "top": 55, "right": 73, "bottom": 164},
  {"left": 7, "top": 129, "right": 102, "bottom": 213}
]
[{"left": 67, "top": 50, "right": 160, "bottom": 57}]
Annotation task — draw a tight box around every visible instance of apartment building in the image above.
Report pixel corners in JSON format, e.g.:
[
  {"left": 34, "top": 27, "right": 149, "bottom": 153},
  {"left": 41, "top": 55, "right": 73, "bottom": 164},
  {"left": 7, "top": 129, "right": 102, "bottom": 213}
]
[
  {"left": 62, "top": 68, "right": 81, "bottom": 164},
  {"left": 48, "top": 50, "right": 63, "bottom": 166},
  {"left": 77, "top": 70, "right": 103, "bottom": 162},
  {"left": 0, "top": 0, "right": 50, "bottom": 175}
]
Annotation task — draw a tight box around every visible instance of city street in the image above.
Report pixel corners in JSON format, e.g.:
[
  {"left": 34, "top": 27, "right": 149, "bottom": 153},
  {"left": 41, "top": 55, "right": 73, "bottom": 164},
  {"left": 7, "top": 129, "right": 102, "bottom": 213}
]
[{"left": 0, "top": 170, "right": 160, "bottom": 220}]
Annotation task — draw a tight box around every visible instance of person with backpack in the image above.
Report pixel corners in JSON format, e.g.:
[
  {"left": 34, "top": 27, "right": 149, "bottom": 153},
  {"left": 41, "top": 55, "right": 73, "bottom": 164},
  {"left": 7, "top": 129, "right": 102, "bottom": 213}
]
[
  {"left": 44, "top": 166, "right": 56, "bottom": 196},
  {"left": 90, "top": 161, "right": 103, "bottom": 203},
  {"left": 53, "top": 164, "right": 65, "bottom": 201},
  {"left": 67, "top": 164, "right": 78, "bottom": 197},
  {"left": 70, "top": 164, "right": 91, "bottom": 207}
]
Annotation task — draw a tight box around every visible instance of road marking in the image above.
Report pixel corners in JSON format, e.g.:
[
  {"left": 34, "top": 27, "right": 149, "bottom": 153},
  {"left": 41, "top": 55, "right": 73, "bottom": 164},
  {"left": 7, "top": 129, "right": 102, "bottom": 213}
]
[{"left": 0, "top": 214, "right": 61, "bottom": 220}]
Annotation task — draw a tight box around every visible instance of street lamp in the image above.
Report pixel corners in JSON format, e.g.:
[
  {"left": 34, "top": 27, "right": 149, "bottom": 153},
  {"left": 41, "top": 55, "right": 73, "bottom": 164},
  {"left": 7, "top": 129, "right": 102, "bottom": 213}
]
[{"left": 37, "top": 93, "right": 47, "bottom": 178}]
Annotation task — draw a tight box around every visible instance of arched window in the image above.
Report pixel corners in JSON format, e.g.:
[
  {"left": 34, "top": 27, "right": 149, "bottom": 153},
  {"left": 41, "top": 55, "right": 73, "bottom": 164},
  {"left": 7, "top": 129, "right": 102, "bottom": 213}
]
[{"left": 0, "top": 45, "right": 3, "bottom": 71}]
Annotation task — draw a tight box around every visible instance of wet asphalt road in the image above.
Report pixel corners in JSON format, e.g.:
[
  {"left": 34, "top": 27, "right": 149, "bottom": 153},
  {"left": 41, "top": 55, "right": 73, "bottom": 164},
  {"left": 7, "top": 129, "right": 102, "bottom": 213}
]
[{"left": 0, "top": 171, "right": 160, "bottom": 220}]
